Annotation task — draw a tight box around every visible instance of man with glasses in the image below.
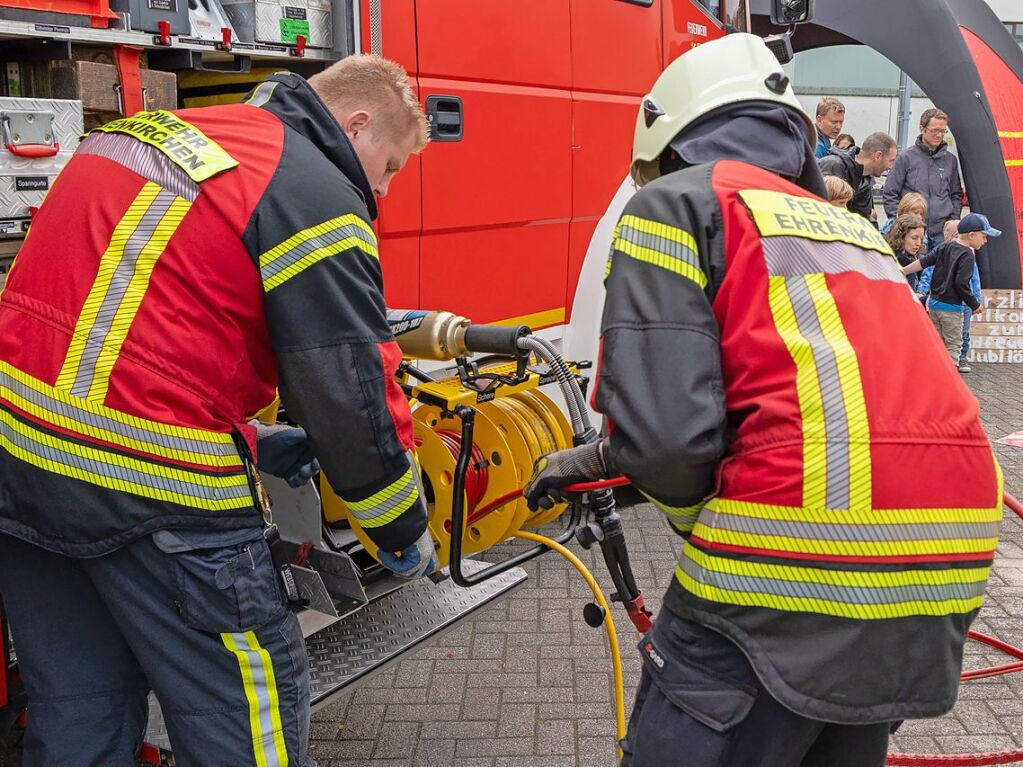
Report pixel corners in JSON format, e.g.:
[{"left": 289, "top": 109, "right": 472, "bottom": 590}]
[{"left": 883, "top": 108, "right": 963, "bottom": 246}]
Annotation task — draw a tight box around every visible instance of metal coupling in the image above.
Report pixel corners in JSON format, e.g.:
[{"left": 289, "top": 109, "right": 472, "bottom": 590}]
[{"left": 387, "top": 309, "right": 471, "bottom": 361}]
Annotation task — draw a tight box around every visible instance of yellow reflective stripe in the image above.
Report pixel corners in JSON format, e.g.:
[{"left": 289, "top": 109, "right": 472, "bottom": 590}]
[
  {"left": 346, "top": 467, "right": 413, "bottom": 511},
  {"left": 705, "top": 497, "right": 1004, "bottom": 526},
  {"left": 768, "top": 275, "right": 828, "bottom": 508},
  {"left": 222, "top": 633, "right": 265, "bottom": 767},
  {"left": 57, "top": 183, "right": 192, "bottom": 404},
  {"left": 0, "top": 404, "right": 251, "bottom": 510},
  {"left": 244, "top": 81, "right": 279, "bottom": 108},
  {"left": 999, "top": 131, "right": 1023, "bottom": 139},
  {"left": 344, "top": 466, "right": 420, "bottom": 528},
  {"left": 739, "top": 189, "right": 893, "bottom": 255},
  {"left": 641, "top": 490, "right": 703, "bottom": 533},
  {"left": 1006, "top": 160, "right": 1023, "bottom": 167},
  {"left": 222, "top": 632, "right": 289, "bottom": 767},
  {"left": 248, "top": 631, "right": 288, "bottom": 766},
  {"left": 675, "top": 560, "right": 987, "bottom": 621},
  {"left": 0, "top": 372, "right": 240, "bottom": 470},
  {"left": 804, "top": 273, "right": 871, "bottom": 511},
  {"left": 261, "top": 214, "right": 377, "bottom": 265},
  {"left": 1, "top": 360, "right": 236, "bottom": 452},
  {"left": 605, "top": 220, "right": 620, "bottom": 280},
  {"left": 612, "top": 213, "right": 707, "bottom": 288},
  {"left": 57, "top": 183, "right": 162, "bottom": 392},
  {"left": 690, "top": 520, "right": 998, "bottom": 557},
  {"left": 768, "top": 274, "right": 871, "bottom": 511},
  {"left": 614, "top": 239, "right": 708, "bottom": 287},
  {"left": 87, "top": 195, "right": 192, "bottom": 403},
  {"left": 261, "top": 235, "right": 372, "bottom": 291},
  {"left": 619, "top": 214, "right": 699, "bottom": 252},
  {"left": 259, "top": 214, "right": 379, "bottom": 292},
  {"left": 684, "top": 543, "right": 990, "bottom": 589}
]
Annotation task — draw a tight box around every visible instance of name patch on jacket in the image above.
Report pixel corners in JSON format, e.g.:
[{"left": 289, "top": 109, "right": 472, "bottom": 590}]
[
  {"left": 93, "top": 110, "right": 238, "bottom": 182},
  {"left": 739, "top": 189, "right": 892, "bottom": 256}
]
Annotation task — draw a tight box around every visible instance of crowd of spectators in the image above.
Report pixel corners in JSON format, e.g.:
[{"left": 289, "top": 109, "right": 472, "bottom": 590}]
[{"left": 813, "top": 99, "right": 987, "bottom": 374}]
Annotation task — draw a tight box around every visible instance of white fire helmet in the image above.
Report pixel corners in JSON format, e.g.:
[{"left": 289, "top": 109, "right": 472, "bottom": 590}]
[{"left": 630, "top": 33, "right": 816, "bottom": 187}]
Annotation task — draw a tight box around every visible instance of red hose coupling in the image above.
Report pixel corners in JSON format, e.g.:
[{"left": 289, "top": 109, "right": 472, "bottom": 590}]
[{"left": 624, "top": 593, "right": 653, "bottom": 634}]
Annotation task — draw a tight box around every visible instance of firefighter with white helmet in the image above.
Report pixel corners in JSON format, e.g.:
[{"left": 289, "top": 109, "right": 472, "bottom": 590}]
[{"left": 525, "top": 34, "right": 1002, "bottom": 766}]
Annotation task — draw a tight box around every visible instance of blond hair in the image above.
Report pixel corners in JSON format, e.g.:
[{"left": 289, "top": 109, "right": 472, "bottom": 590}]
[
  {"left": 824, "top": 175, "right": 854, "bottom": 206},
  {"left": 944, "top": 219, "right": 961, "bottom": 242},
  {"left": 816, "top": 96, "right": 845, "bottom": 118},
  {"left": 309, "top": 54, "right": 430, "bottom": 150},
  {"left": 897, "top": 192, "right": 928, "bottom": 218}
]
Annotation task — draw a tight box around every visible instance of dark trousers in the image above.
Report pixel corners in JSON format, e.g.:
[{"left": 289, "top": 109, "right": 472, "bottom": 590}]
[
  {"left": 621, "top": 609, "right": 891, "bottom": 767},
  {"left": 0, "top": 529, "right": 313, "bottom": 767}
]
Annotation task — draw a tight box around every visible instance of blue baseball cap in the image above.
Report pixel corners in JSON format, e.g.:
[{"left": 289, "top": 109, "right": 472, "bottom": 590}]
[{"left": 958, "top": 213, "right": 1001, "bottom": 237}]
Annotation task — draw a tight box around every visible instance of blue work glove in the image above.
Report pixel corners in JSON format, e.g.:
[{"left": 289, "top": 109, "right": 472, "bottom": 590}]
[
  {"left": 523, "top": 442, "right": 608, "bottom": 511},
  {"left": 377, "top": 530, "right": 437, "bottom": 581},
  {"left": 255, "top": 424, "right": 320, "bottom": 488}
]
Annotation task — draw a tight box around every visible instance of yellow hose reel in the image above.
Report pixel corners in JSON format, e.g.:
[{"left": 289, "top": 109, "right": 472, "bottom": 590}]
[{"left": 321, "top": 385, "right": 575, "bottom": 568}]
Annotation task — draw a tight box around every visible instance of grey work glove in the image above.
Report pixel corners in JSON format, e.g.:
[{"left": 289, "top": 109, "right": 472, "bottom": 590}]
[
  {"left": 255, "top": 423, "right": 320, "bottom": 488},
  {"left": 377, "top": 529, "right": 437, "bottom": 581},
  {"left": 523, "top": 442, "right": 608, "bottom": 512}
]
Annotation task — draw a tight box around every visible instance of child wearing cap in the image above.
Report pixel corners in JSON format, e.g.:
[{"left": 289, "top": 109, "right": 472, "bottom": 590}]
[{"left": 904, "top": 213, "right": 1000, "bottom": 371}]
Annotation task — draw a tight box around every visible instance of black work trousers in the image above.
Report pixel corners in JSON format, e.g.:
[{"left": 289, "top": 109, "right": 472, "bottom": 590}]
[
  {"left": 620, "top": 609, "right": 891, "bottom": 767},
  {"left": 0, "top": 529, "right": 313, "bottom": 767}
]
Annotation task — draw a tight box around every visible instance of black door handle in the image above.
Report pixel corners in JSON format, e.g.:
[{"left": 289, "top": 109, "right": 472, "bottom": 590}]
[{"left": 425, "top": 95, "right": 463, "bottom": 142}]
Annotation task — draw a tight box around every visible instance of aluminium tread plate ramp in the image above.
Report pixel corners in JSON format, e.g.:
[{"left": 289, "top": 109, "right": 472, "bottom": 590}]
[{"left": 143, "top": 558, "right": 527, "bottom": 749}]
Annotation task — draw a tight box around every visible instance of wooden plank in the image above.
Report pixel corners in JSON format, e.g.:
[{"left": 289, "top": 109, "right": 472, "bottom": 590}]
[{"left": 45, "top": 60, "right": 176, "bottom": 113}]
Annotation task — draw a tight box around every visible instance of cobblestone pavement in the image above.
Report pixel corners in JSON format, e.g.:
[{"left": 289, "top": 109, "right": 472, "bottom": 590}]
[{"left": 308, "top": 363, "right": 1023, "bottom": 767}]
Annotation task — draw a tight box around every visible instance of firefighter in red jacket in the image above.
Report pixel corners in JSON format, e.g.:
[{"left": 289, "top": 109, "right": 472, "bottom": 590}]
[
  {"left": 0, "top": 56, "right": 432, "bottom": 766},
  {"left": 525, "top": 35, "right": 1002, "bottom": 766}
]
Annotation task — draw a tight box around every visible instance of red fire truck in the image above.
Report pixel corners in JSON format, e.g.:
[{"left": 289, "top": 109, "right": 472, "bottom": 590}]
[{"left": 369, "top": 0, "right": 737, "bottom": 329}]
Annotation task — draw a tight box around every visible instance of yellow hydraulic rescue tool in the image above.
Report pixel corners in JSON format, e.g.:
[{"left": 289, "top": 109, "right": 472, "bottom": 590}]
[
  {"left": 317, "top": 310, "right": 643, "bottom": 749},
  {"left": 320, "top": 311, "right": 579, "bottom": 567}
]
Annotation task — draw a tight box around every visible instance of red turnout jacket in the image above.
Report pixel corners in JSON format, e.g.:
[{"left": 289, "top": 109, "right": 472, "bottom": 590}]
[{"left": 0, "top": 74, "right": 426, "bottom": 557}]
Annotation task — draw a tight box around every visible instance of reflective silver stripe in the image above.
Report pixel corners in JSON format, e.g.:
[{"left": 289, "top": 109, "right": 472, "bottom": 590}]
[
  {"left": 679, "top": 554, "right": 989, "bottom": 606},
  {"left": 698, "top": 507, "right": 1003, "bottom": 544},
  {"left": 77, "top": 133, "right": 199, "bottom": 201},
  {"left": 0, "top": 407, "right": 251, "bottom": 505},
  {"left": 641, "top": 491, "right": 703, "bottom": 533},
  {"left": 259, "top": 222, "right": 378, "bottom": 286},
  {"left": 242, "top": 635, "right": 280, "bottom": 766},
  {"left": 245, "top": 81, "right": 279, "bottom": 109},
  {"left": 222, "top": 632, "right": 287, "bottom": 767},
  {"left": 0, "top": 366, "right": 238, "bottom": 462},
  {"left": 763, "top": 237, "right": 906, "bottom": 284},
  {"left": 786, "top": 277, "right": 850, "bottom": 509},
  {"left": 346, "top": 475, "right": 418, "bottom": 524},
  {"left": 616, "top": 223, "right": 700, "bottom": 274},
  {"left": 70, "top": 189, "right": 179, "bottom": 399}
]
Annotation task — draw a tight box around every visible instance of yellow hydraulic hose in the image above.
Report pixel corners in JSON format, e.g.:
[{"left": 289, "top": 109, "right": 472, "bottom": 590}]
[{"left": 513, "top": 530, "right": 627, "bottom": 756}]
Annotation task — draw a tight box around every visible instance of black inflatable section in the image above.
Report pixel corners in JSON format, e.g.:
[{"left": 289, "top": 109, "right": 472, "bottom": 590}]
[{"left": 751, "top": 0, "right": 1023, "bottom": 288}]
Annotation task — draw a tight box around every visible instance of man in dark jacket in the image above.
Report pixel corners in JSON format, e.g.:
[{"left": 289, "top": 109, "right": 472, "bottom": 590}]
[
  {"left": 905, "top": 213, "right": 998, "bottom": 366},
  {"left": 883, "top": 109, "right": 963, "bottom": 244},
  {"left": 0, "top": 55, "right": 431, "bottom": 766},
  {"left": 819, "top": 131, "right": 897, "bottom": 220}
]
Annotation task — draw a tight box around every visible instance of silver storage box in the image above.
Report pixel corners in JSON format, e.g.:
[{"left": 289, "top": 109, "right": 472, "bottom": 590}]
[
  {"left": 0, "top": 98, "right": 83, "bottom": 238},
  {"left": 220, "top": 0, "right": 332, "bottom": 48}
]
